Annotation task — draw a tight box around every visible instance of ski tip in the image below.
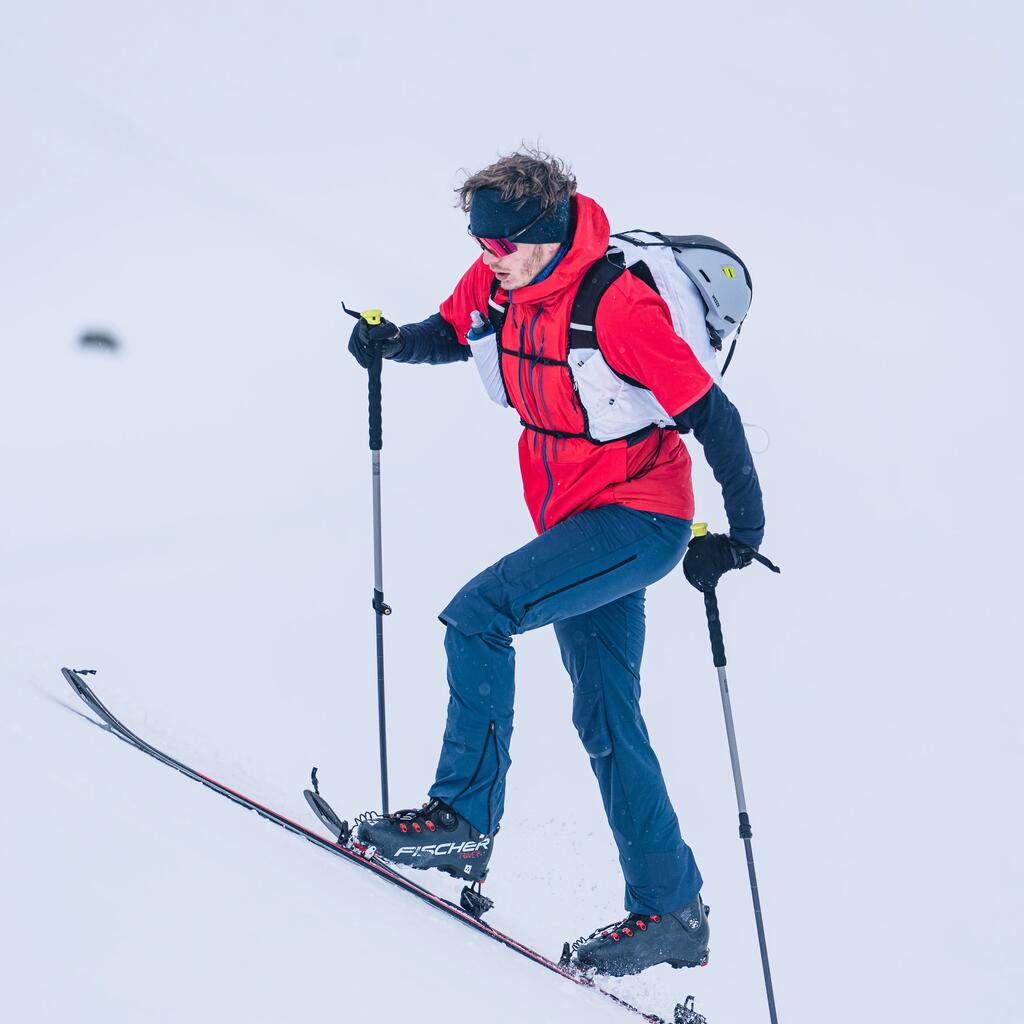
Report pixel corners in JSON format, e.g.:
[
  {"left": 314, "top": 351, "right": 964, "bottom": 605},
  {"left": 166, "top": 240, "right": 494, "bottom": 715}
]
[{"left": 62, "top": 667, "right": 97, "bottom": 684}]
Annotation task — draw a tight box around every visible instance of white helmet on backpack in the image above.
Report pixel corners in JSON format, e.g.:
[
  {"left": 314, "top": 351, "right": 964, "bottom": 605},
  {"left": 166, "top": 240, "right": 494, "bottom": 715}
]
[{"left": 609, "top": 231, "right": 753, "bottom": 380}]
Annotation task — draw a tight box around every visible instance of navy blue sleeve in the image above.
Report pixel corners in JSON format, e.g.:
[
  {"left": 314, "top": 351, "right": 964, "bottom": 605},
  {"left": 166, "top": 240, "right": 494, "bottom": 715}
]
[
  {"left": 392, "top": 313, "right": 469, "bottom": 364},
  {"left": 674, "top": 384, "right": 765, "bottom": 549}
]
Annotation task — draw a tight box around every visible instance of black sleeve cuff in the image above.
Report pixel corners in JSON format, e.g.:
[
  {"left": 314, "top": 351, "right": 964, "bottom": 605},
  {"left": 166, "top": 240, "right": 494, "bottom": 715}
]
[{"left": 392, "top": 313, "right": 468, "bottom": 364}]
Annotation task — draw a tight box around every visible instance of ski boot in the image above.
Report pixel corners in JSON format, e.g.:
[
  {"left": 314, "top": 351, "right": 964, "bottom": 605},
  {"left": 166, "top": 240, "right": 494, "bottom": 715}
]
[
  {"left": 570, "top": 894, "right": 710, "bottom": 976},
  {"left": 355, "top": 797, "right": 494, "bottom": 883}
]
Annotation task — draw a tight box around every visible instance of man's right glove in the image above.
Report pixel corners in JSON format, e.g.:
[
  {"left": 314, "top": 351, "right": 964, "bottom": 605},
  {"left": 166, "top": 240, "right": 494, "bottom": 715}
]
[
  {"left": 683, "top": 532, "right": 753, "bottom": 593},
  {"left": 348, "top": 316, "right": 403, "bottom": 368}
]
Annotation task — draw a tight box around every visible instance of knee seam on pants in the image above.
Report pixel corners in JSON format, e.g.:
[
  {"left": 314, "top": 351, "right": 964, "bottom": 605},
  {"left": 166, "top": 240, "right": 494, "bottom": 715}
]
[
  {"left": 439, "top": 568, "right": 512, "bottom": 638},
  {"left": 571, "top": 634, "right": 614, "bottom": 759}
]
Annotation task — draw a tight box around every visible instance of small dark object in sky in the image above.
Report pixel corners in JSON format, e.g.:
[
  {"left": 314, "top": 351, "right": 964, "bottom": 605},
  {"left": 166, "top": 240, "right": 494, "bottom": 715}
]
[{"left": 80, "top": 330, "right": 119, "bottom": 352}]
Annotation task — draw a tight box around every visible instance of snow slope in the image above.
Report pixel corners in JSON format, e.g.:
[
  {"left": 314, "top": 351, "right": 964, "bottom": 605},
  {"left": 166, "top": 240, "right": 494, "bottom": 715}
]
[{"left": 2, "top": 3, "right": 1022, "bottom": 1022}]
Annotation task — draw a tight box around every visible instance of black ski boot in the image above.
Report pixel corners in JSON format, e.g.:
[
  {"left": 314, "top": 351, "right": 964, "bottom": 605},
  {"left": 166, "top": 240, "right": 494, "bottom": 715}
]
[
  {"left": 355, "top": 797, "right": 494, "bottom": 882},
  {"left": 570, "top": 895, "right": 710, "bottom": 976}
]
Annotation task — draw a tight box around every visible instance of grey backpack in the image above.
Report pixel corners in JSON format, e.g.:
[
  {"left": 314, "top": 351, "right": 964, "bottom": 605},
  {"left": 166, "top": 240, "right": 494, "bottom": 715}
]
[{"left": 608, "top": 230, "right": 753, "bottom": 377}]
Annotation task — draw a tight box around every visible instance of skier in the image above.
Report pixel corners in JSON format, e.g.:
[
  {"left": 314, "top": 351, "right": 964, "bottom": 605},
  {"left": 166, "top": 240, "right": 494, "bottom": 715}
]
[{"left": 346, "top": 150, "right": 764, "bottom": 977}]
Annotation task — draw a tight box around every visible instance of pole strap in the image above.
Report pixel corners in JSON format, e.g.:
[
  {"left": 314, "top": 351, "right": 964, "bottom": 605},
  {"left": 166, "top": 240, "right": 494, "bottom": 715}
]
[{"left": 729, "top": 538, "right": 781, "bottom": 575}]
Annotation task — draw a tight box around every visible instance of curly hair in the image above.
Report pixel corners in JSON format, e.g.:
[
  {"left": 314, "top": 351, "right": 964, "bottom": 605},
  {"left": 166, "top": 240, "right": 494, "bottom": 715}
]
[{"left": 455, "top": 147, "right": 577, "bottom": 213}]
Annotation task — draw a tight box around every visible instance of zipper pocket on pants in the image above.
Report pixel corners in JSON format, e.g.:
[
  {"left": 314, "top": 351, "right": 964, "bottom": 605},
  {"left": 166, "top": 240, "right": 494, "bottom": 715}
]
[{"left": 523, "top": 554, "right": 638, "bottom": 613}]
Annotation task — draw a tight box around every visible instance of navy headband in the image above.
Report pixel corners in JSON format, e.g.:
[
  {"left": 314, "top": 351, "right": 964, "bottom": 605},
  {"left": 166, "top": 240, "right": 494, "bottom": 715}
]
[{"left": 468, "top": 190, "right": 571, "bottom": 244}]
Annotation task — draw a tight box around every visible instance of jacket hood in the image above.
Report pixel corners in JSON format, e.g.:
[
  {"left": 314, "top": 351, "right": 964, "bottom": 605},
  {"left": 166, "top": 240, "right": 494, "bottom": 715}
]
[{"left": 499, "top": 194, "right": 610, "bottom": 305}]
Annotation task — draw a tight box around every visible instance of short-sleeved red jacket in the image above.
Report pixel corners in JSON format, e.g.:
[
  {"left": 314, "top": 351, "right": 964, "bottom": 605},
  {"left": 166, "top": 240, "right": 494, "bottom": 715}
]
[{"left": 441, "top": 194, "right": 713, "bottom": 533}]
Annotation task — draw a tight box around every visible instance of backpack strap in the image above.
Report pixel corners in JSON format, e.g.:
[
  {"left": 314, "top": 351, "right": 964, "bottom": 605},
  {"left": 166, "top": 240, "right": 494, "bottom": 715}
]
[
  {"left": 626, "top": 258, "right": 658, "bottom": 296},
  {"left": 487, "top": 278, "right": 508, "bottom": 339},
  {"left": 567, "top": 255, "right": 628, "bottom": 351},
  {"left": 489, "top": 253, "right": 653, "bottom": 355}
]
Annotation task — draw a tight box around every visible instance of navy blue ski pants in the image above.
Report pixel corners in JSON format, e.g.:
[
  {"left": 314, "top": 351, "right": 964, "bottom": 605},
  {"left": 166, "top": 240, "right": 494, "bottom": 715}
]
[{"left": 429, "top": 504, "right": 703, "bottom": 915}]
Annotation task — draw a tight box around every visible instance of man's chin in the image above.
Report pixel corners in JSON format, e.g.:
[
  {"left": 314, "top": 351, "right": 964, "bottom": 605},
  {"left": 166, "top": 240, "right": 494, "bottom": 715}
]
[{"left": 501, "top": 274, "right": 536, "bottom": 290}]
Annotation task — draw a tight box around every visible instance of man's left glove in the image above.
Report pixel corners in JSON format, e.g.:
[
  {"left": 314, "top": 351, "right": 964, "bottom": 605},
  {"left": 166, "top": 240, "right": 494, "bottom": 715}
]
[
  {"left": 683, "top": 532, "right": 754, "bottom": 593},
  {"left": 348, "top": 317, "right": 403, "bottom": 368}
]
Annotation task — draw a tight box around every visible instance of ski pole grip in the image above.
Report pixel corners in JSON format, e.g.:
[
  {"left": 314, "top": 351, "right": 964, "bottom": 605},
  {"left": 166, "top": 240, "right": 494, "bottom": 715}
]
[
  {"left": 703, "top": 588, "right": 727, "bottom": 668},
  {"left": 368, "top": 352, "right": 383, "bottom": 452}
]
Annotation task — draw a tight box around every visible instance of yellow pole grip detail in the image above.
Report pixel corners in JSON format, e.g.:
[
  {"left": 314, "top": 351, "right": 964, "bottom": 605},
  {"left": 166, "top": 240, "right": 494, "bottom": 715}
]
[
  {"left": 361, "top": 309, "right": 383, "bottom": 326},
  {"left": 691, "top": 521, "right": 709, "bottom": 537}
]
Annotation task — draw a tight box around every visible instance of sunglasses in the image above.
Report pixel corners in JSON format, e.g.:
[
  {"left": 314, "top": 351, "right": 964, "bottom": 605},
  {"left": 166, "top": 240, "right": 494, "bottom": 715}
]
[
  {"left": 468, "top": 204, "right": 550, "bottom": 259},
  {"left": 472, "top": 233, "right": 519, "bottom": 258}
]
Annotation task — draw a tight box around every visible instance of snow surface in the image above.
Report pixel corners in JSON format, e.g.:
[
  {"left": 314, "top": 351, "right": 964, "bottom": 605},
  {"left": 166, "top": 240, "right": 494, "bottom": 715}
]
[{"left": 2, "top": 3, "right": 1022, "bottom": 1022}]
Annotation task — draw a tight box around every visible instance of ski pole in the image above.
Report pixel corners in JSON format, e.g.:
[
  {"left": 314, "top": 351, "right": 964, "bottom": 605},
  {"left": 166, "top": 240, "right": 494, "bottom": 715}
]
[
  {"left": 344, "top": 303, "right": 391, "bottom": 815},
  {"left": 691, "top": 522, "right": 780, "bottom": 1024}
]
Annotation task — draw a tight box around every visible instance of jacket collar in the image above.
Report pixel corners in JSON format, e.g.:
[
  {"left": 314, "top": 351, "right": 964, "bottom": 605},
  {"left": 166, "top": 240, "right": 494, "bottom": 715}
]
[{"left": 496, "top": 194, "right": 610, "bottom": 306}]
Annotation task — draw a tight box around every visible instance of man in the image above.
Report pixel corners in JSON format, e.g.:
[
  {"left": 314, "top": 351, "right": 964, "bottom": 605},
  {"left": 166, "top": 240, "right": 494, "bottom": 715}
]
[{"left": 347, "top": 150, "right": 764, "bottom": 976}]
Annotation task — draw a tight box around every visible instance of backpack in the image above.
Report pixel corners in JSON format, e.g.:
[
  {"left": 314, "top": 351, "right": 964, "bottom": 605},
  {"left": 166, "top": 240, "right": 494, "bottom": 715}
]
[{"left": 603, "top": 230, "right": 753, "bottom": 379}]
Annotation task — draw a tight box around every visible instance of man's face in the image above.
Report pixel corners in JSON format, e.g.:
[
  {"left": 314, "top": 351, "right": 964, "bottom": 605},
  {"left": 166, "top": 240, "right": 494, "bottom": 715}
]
[{"left": 481, "top": 241, "right": 562, "bottom": 291}]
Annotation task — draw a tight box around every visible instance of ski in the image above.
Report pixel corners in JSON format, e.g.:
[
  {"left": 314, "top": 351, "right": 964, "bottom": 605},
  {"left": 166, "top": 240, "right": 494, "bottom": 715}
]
[{"left": 61, "top": 668, "right": 706, "bottom": 1024}]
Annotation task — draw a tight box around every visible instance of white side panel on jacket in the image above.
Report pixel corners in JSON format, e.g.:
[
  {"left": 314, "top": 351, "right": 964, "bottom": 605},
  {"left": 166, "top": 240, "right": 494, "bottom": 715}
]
[
  {"left": 469, "top": 336, "right": 509, "bottom": 408},
  {"left": 568, "top": 349, "right": 674, "bottom": 442}
]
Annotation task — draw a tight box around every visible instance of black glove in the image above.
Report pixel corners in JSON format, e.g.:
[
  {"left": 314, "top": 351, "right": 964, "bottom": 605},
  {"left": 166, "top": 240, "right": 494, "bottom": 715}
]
[
  {"left": 683, "top": 532, "right": 754, "bottom": 593},
  {"left": 348, "top": 317, "right": 403, "bottom": 368}
]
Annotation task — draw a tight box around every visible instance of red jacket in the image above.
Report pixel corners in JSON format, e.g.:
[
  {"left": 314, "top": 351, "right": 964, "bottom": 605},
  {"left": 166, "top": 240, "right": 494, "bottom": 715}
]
[{"left": 441, "top": 195, "right": 713, "bottom": 533}]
